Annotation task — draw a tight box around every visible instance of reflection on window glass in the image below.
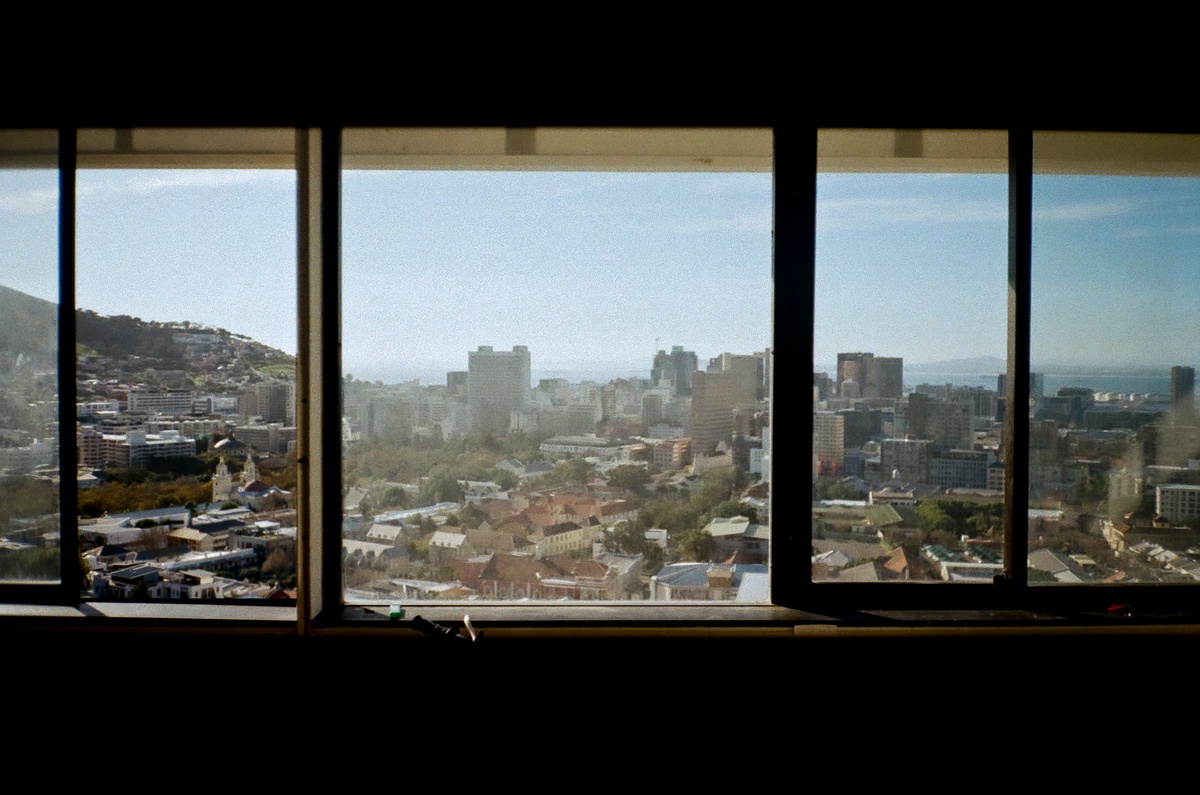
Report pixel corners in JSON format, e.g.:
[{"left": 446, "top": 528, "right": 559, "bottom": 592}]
[
  {"left": 75, "top": 162, "right": 297, "bottom": 600},
  {"left": 0, "top": 137, "right": 60, "bottom": 585},
  {"left": 341, "top": 162, "right": 772, "bottom": 603},
  {"left": 814, "top": 130, "right": 1008, "bottom": 583},
  {"left": 1031, "top": 132, "right": 1200, "bottom": 584}
]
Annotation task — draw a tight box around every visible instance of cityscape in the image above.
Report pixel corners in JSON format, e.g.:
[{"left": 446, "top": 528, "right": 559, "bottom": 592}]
[
  {"left": 10, "top": 279, "right": 1200, "bottom": 597},
  {"left": 0, "top": 285, "right": 774, "bottom": 600},
  {"left": 9, "top": 153, "right": 1200, "bottom": 599},
  {"left": 814, "top": 352, "right": 1200, "bottom": 584}
]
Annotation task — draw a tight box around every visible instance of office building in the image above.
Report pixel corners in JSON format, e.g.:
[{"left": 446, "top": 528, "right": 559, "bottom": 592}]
[
  {"left": 240, "top": 380, "right": 294, "bottom": 425},
  {"left": 691, "top": 356, "right": 762, "bottom": 456},
  {"left": 468, "top": 345, "right": 531, "bottom": 435},
  {"left": 652, "top": 345, "right": 699, "bottom": 396},
  {"left": 837, "top": 352, "right": 902, "bottom": 399},
  {"left": 880, "top": 438, "right": 934, "bottom": 485},
  {"left": 1172, "top": 365, "right": 1195, "bottom": 415},
  {"left": 813, "top": 411, "right": 845, "bottom": 475}
]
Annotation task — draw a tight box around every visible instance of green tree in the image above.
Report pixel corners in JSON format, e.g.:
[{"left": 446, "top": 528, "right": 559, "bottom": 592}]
[
  {"left": 460, "top": 501, "right": 486, "bottom": 529},
  {"left": 603, "top": 521, "right": 665, "bottom": 575},
  {"left": 708, "top": 498, "right": 757, "bottom": 524},
  {"left": 422, "top": 468, "right": 465, "bottom": 505},
  {"left": 915, "top": 500, "right": 956, "bottom": 535},
  {"left": 380, "top": 486, "right": 409, "bottom": 509},
  {"left": 605, "top": 464, "right": 651, "bottom": 496},
  {"left": 555, "top": 457, "right": 594, "bottom": 486},
  {"left": 675, "top": 529, "right": 716, "bottom": 562}
]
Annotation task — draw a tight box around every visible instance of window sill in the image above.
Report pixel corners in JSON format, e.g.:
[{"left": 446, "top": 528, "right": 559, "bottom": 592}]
[
  {"left": 312, "top": 602, "right": 1200, "bottom": 640},
  {"left": 0, "top": 601, "right": 296, "bottom": 632},
  {"left": 6, "top": 600, "right": 1200, "bottom": 641}
]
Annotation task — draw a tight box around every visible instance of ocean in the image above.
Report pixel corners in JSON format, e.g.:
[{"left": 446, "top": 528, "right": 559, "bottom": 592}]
[{"left": 910, "top": 372, "right": 1171, "bottom": 397}]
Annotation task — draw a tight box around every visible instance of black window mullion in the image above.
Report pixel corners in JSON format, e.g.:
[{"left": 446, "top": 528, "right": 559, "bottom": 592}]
[
  {"left": 770, "top": 124, "right": 815, "bottom": 608},
  {"left": 56, "top": 129, "right": 79, "bottom": 603},
  {"left": 321, "top": 126, "right": 343, "bottom": 614},
  {"left": 1005, "top": 127, "right": 1032, "bottom": 597}
]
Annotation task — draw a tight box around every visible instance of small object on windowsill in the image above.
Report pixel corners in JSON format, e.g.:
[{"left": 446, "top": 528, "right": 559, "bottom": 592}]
[
  {"left": 410, "top": 614, "right": 482, "bottom": 643},
  {"left": 389, "top": 604, "right": 405, "bottom": 620}
]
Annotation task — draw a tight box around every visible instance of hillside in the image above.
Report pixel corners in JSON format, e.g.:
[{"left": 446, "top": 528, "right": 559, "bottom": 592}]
[
  {"left": 0, "top": 284, "right": 56, "bottom": 363},
  {"left": 0, "top": 284, "right": 295, "bottom": 374}
]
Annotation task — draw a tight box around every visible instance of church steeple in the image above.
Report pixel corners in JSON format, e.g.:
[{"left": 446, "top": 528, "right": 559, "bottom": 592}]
[
  {"left": 243, "top": 452, "right": 258, "bottom": 484},
  {"left": 213, "top": 456, "right": 232, "bottom": 501}
]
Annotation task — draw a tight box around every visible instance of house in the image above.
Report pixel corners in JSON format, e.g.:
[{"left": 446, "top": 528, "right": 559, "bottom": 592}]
[
  {"left": 649, "top": 563, "right": 768, "bottom": 601},
  {"left": 703, "top": 515, "right": 770, "bottom": 564}
]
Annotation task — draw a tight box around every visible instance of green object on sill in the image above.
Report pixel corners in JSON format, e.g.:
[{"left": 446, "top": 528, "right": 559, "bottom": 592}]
[{"left": 389, "top": 604, "right": 405, "bottom": 620}]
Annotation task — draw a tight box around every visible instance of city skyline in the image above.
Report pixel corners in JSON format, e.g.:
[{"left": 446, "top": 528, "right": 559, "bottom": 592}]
[{"left": 7, "top": 164, "right": 1200, "bottom": 379}]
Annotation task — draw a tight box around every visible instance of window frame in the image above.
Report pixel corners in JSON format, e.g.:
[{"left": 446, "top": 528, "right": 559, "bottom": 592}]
[
  {"left": 6, "top": 122, "right": 1200, "bottom": 631},
  {"left": 0, "top": 129, "right": 77, "bottom": 605}
]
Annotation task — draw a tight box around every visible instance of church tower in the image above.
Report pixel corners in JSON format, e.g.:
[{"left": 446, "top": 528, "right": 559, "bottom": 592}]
[
  {"left": 242, "top": 452, "right": 259, "bottom": 484},
  {"left": 213, "top": 457, "right": 233, "bottom": 501}
]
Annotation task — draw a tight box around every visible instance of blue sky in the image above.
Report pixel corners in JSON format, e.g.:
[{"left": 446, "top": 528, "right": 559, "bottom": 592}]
[
  {"left": 1032, "top": 174, "right": 1200, "bottom": 370},
  {"left": 815, "top": 172, "right": 1008, "bottom": 368},
  {"left": 341, "top": 170, "right": 771, "bottom": 379},
  {"left": 4, "top": 164, "right": 1200, "bottom": 380},
  {"left": 1, "top": 167, "right": 773, "bottom": 382}
]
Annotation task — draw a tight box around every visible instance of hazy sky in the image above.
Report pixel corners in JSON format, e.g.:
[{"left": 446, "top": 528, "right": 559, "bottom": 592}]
[
  {"left": 1031, "top": 174, "right": 1200, "bottom": 370},
  {"left": 814, "top": 172, "right": 1008, "bottom": 368},
  {"left": 1, "top": 167, "right": 773, "bottom": 383},
  {"left": 4, "top": 163, "right": 1200, "bottom": 380},
  {"left": 341, "top": 169, "right": 772, "bottom": 379},
  {"left": 815, "top": 170, "right": 1200, "bottom": 372}
]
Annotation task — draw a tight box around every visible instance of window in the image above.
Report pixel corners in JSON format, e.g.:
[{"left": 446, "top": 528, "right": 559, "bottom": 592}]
[
  {"left": 7, "top": 122, "right": 1200, "bottom": 628},
  {"left": 338, "top": 128, "right": 774, "bottom": 605},
  {"left": 0, "top": 129, "right": 62, "bottom": 595},
  {"left": 1029, "top": 131, "right": 1200, "bottom": 588},
  {"left": 73, "top": 131, "right": 298, "bottom": 601},
  {"left": 813, "top": 130, "right": 1009, "bottom": 588}
]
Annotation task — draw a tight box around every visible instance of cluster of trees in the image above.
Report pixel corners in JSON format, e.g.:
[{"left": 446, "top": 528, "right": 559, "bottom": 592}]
[
  {"left": 913, "top": 498, "right": 1004, "bottom": 547},
  {"left": 617, "top": 466, "right": 756, "bottom": 566},
  {"left": 75, "top": 451, "right": 296, "bottom": 519},
  {"left": 0, "top": 476, "right": 56, "bottom": 529},
  {"left": 78, "top": 478, "right": 213, "bottom": 518},
  {"left": 345, "top": 433, "right": 531, "bottom": 490},
  {"left": 814, "top": 476, "right": 867, "bottom": 501},
  {"left": 76, "top": 310, "right": 185, "bottom": 365},
  {"left": 105, "top": 456, "right": 213, "bottom": 485}
]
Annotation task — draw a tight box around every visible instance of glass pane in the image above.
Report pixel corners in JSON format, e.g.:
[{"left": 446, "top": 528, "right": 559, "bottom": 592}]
[
  {"left": 75, "top": 130, "right": 297, "bottom": 600},
  {"left": 0, "top": 130, "right": 60, "bottom": 585},
  {"left": 341, "top": 129, "right": 772, "bottom": 603},
  {"left": 1031, "top": 131, "right": 1200, "bottom": 584},
  {"left": 814, "top": 129, "right": 1008, "bottom": 583}
]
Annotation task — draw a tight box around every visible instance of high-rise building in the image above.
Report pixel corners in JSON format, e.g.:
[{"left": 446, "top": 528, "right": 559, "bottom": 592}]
[
  {"left": 468, "top": 345, "right": 530, "bottom": 435},
  {"left": 652, "top": 345, "right": 699, "bottom": 396},
  {"left": 1171, "top": 365, "right": 1195, "bottom": 415},
  {"left": 866, "top": 356, "right": 903, "bottom": 399},
  {"left": 642, "top": 393, "right": 664, "bottom": 427},
  {"left": 691, "top": 355, "right": 763, "bottom": 455},
  {"left": 837, "top": 352, "right": 902, "bottom": 399},
  {"left": 709, "top": 352, "right": 764, "bottom": 400},
  {"left": 813, "top": 411, "right": 845, "bottom": 475},
  {"left": 239, "top": 380, "right": 294, "bottom": 424},
  {"left": 880, "top": 437, "right": 934, "bottom": 484},
  {"left": 446, "top": 371, "right": 469, "bottom": 398}
]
